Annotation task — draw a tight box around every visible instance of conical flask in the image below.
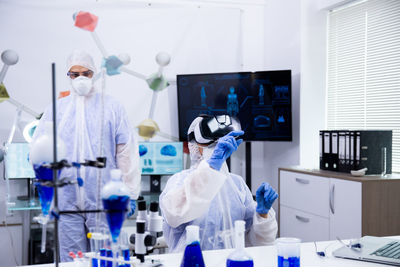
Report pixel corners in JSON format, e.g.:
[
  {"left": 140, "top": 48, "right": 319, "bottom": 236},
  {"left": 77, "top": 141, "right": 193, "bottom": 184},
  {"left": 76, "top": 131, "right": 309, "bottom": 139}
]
[
  {"left": 226, "top": 220, "right": 254, "bottom": 267},
  {"left": 180, "top": 225, "right": 205, "bottom": 267}
]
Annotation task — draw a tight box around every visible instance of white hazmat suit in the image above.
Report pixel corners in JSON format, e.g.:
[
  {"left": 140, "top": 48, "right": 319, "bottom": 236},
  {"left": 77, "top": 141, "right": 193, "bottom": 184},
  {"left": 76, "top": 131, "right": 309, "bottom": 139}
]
[
  {"left": 160, "top": 117, "right": 277, "bottom": 252},
  {"left": 31, "top": 50, "right": 141, "bottom": 261}
]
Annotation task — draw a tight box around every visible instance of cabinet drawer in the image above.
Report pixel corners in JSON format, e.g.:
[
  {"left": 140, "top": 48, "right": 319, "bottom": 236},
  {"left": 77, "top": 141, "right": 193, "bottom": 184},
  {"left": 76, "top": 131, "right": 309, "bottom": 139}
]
[
  {"left": 280, "top": 205, "right": 330, "bottom": 242},
  {"left": 280, "top": 171, "right": 330, "bottom": 217}
]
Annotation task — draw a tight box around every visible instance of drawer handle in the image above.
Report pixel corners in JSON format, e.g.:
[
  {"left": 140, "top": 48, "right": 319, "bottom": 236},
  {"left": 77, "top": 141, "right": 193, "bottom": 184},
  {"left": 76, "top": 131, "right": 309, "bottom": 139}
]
[
  {"left": 295, "top": 178, "right": 310, "bottom": 184},
  {"left": 330, "top": 184, "right": 335, "bottom": 214},
  {"left": 295, "top": 215, "right": 310, "bottom": 223}
]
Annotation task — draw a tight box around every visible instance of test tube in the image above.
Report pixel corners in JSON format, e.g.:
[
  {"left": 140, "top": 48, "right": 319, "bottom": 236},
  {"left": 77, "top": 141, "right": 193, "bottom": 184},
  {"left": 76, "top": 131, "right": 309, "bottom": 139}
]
[
  {"left": 89, "top": 227, "right": 108, "bottom": 267},
  {"left": 118, "top": 230, "right": 130, "bottom": 267},
  {"left": 100, "top": 228, "right": 110, "bottom": 267}
]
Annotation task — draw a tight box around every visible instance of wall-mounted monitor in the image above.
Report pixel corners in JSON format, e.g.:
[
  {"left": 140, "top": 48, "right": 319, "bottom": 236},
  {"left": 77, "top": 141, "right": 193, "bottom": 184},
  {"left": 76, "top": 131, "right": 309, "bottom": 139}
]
[
  {"left": 177, "top": 70, "right": 292, "bottom": 141},
  {"left": 4, "top": 143, "right": 35, "bottom": 179},
  {"left": 139, "top": 142, "right": 183, "bottom": 175}
]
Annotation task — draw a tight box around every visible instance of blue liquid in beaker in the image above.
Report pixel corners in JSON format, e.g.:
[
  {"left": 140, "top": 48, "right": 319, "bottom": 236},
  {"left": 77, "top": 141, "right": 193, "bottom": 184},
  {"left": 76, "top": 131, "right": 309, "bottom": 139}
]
[
  {"left": 100, "top": 248, "right": 106, "bottom": 267},
  {"left": 278, "top": 256, "right": 300, "bottom": 267},
  {"left": 226, "top": 259, "right": 254, "bottom": 267},
  {"left": 180, "top": 241, "right": 205, "bottom": 267},
  {"left": 102, "top": 195, "right": 129, "bottom": 243}
]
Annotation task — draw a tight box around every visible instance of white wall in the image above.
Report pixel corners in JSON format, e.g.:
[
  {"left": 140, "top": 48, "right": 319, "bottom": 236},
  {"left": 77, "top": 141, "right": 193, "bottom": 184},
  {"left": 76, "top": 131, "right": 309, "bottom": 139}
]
[
  {"left": 259, "top": 0, "right": 352, "bottom": 216},
  {"left": 299, "top": 0, "right": 352, "bottom": 168},
  {"left": 257, "top": 0, "right": 301, "bottom": 199}
]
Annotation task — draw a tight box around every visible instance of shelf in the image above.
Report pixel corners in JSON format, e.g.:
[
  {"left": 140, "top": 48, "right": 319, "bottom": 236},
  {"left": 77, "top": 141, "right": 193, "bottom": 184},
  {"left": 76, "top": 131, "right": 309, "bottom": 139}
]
[{"left": 7, "top": 197, "right": 41, "bottom": 211}]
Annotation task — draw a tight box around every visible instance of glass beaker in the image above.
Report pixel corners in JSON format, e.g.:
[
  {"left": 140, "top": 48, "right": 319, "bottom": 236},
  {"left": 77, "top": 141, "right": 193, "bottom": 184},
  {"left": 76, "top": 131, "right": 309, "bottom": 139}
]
[{"left": 276, "top": 237, "right": 301, "bottom": 267}]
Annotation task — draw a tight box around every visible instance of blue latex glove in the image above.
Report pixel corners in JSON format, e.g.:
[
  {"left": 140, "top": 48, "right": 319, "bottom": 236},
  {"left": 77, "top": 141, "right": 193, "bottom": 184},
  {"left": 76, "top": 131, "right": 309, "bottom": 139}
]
[
  {"left": 256, "top": 182, "right": 278, "bottom": 215},
  {"left": 126, "top": 199, "right": 136, "bottom": 218},
  {"left": 207, "top": 130, "right": 244, "bottom": 171}
]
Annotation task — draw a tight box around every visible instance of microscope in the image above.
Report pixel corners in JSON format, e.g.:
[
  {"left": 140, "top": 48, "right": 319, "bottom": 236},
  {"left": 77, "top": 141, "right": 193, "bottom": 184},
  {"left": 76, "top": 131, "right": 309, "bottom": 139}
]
[{"left": 130, "top": 200, "right": 164, "bottom": 263}]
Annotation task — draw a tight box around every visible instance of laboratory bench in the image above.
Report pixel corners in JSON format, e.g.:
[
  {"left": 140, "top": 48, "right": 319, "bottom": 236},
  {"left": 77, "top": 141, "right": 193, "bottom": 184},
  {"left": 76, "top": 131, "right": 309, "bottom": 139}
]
[{"left": 20, "top": 236, "right": 400, "bottom": 267}]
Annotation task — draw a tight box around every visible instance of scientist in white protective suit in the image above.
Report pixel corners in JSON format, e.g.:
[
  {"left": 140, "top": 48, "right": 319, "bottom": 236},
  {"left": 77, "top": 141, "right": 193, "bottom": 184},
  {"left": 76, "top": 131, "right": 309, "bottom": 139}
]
[
  {"left": 31, "top": 50, "right": 141, "bottom": 261},
  {"left": 160, "top": 115, "right": 278, "bottom": 252}
]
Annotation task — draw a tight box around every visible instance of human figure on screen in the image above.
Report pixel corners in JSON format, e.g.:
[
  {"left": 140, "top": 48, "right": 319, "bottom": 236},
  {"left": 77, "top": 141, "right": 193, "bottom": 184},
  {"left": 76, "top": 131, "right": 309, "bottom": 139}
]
[{"left": 227, "top": 86, "right": 239, "bottom": 116}]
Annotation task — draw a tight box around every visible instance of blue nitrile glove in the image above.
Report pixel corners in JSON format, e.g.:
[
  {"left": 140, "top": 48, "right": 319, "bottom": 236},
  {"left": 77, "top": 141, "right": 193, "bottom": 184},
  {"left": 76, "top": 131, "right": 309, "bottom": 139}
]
[
  {"left": 256, "top": 182, "right": 278, "bottom": 215},
  {"left": 126, "top": 199, "right": 136, "bottom": 218},
  {"left": 207, "top": 130, "right": 244, "bottom": 171}
]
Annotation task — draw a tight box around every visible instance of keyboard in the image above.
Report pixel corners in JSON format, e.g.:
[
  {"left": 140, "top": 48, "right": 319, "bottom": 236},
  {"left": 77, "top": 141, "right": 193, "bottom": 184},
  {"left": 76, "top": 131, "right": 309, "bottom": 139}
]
[{"left": 371, "top": 242, "right": 400, "bottom": 259}]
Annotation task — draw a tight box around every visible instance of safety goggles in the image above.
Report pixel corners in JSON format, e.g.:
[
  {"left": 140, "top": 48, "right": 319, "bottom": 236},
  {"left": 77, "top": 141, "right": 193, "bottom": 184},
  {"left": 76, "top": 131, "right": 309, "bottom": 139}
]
[
  {"left": 67, "top": 70, "right": 94, "bottom": 79},
  {"left": 188, "top": 114, "right": 242, "bottom": 145}
]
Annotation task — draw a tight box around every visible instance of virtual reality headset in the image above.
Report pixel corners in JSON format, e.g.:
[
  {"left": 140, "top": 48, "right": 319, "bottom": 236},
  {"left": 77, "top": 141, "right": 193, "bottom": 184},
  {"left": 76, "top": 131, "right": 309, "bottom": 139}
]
[{"left": 188, "top": 114, "right": 242, "bottom": 145}]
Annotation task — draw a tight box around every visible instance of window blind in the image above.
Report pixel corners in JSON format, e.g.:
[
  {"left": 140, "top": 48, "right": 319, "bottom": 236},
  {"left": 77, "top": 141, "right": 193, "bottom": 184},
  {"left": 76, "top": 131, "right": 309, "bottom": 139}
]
[{"left": 327, "top": 0, "right": 400, "bottom": 172}]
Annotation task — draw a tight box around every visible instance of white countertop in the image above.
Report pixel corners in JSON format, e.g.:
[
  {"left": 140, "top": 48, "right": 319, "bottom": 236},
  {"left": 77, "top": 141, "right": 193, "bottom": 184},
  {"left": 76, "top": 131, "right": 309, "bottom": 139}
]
[{"left": 22, "top": 237, "right": 400, "bottom": 267}]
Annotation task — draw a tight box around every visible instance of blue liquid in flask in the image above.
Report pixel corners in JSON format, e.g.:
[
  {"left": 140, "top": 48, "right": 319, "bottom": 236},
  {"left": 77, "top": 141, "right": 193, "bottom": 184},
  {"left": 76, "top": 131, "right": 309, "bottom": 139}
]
[
  {"left": 34, "top": 166, "right": 57, "bottom": 216},
  {"left": 226, "top": 259, "right": 254, "bottom": 267},
  {"left": 278, "top": 256, "right": 300, "bottom": 267},
  {"left": 180, "top": 241, "right": 205, "bottom": 267},
  {"left": 102, "top": 195, "right": 130, "bottom": 243},
  {"left": 226, "top": 221, "right": 254, "bottom": 267}
]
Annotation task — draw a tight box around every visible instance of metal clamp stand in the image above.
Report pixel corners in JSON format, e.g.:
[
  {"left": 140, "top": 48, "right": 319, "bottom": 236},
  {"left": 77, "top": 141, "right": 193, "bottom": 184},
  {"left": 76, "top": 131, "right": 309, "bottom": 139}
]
[{"left": 49, "top": 63, "right": 110, "bottom": 266}]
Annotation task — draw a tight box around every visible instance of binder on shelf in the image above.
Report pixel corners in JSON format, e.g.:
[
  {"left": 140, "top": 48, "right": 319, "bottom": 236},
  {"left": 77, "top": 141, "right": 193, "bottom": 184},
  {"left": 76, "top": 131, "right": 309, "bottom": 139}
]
[
  {"left": 345, "top": 131, "right": 350, "bottom": 172},
  {"left": 338, "top": 131, "right": 347, "bottom": 172},
  {"left": 322, "top": 131, "right": 331, "bottom": 170},
  {"left": 353, "top": 130, "right": 392, "bottom": 175},
  {"left": 354, "top": 131, "right": 361, "bottom": 169},
  {"left": 318, "top": 129, "right": 392, "bottom": 174},
  {"left": 319, "top": 131, "right": 324, "bottom": 170},
  {"left": 349, "top": 131, "right": 355, "bottom": 171},
  {"left": 330, "top": 131, "right": 339, "bottom": 171}
]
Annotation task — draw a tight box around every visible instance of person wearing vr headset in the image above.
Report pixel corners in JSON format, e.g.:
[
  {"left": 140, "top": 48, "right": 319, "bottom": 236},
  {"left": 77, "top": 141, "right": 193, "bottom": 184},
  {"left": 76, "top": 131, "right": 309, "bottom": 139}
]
[{"left": 160, "top": 114, "right": 278, "bottom": 252}]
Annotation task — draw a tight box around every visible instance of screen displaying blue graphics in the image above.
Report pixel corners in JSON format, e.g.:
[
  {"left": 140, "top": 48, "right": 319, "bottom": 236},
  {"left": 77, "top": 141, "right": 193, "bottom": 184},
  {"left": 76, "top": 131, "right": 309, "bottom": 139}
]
[
  {"left": 4, "top": 143, "right": 35, "bottom": 179},
  {"left": 177, "top": 70, "right": 292, "bottom": 141},
  {"left": 139, "top": 142, "right": 183, "bottom": 175}
]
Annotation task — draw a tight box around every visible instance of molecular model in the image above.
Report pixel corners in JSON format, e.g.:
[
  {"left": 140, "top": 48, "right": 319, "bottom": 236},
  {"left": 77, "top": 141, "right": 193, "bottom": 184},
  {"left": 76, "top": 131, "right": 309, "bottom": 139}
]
[
  {"left": 73, "top": 11, "right": 174, "bottom": 141},
  {"left": 0, "top": 49, "right": 40, "bottom": 146}
]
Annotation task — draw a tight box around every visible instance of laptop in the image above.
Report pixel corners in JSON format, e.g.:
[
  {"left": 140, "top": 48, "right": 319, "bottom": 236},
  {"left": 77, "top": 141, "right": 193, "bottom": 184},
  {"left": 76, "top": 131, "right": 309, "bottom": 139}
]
[{"left": 333, "top": 236, "right": 400, "bottom": 266}]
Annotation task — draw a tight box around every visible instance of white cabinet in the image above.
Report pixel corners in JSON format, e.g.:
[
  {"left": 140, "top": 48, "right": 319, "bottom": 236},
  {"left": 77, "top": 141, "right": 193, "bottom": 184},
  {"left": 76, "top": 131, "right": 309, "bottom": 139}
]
[
  {"left": 329, "top": 178, "right": 362, "bottom": 239},
  {"left": 280, "top": 206, "right": 330, "bottom": 242},
  {"left": 280, "top": 171, "right": 330, "bottom": 217},
  {"left": 279, "top": 170, "right": 362, "bottom": 242}
]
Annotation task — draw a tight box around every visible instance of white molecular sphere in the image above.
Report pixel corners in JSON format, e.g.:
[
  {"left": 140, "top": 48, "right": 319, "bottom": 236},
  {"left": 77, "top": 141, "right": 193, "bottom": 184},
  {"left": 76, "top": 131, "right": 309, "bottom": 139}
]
[
  {"left": 155, "top": 52, "right": 171, "bottom": 67},
  {"left": 118, "top": 53, "right": 131, "bottom": 65},
  {"left": 1, "top": 50, "right": 19, "bottom": 65}
]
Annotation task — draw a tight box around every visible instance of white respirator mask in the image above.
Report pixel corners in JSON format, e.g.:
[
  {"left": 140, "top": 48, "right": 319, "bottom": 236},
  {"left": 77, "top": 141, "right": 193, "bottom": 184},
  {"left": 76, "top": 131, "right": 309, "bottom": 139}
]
[{"left": 71, "top": 76, "right": 93, "bottom": 96}]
